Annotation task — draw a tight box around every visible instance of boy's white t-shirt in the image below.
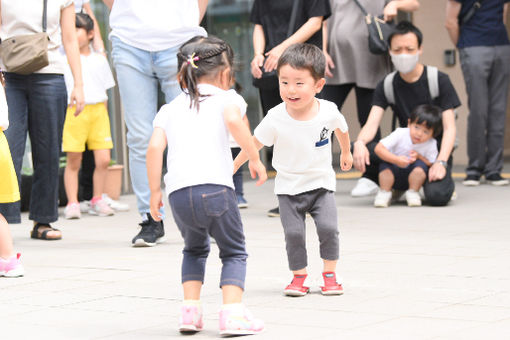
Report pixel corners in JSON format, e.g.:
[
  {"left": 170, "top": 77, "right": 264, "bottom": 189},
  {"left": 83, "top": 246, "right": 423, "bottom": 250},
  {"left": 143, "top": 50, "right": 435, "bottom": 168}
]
[
  {"left": 380, "top": 127, "right": 438, "bottom": 164},
  {"left": 153, "top": 84, "right": 247, "bottom": 195},
  {"left": 74, "top": 0, "right": 89, "bottom": 12},
  {"left": 0, "top": 84, "right": 8, "bottom": 131},
  {"left": 63, "top": 52, "right": 115, "bottom": 105},
  {"left": 109, "top": 0, "right": 207, "bottom": 51},
  {"left": 254, "top": 99, "right": 349, "bottom": 195}
]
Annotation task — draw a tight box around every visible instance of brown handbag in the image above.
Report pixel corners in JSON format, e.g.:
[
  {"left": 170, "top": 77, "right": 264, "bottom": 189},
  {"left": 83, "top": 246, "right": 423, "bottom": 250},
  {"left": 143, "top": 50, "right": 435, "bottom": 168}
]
[{"left": 0, "top": 0, "right": 49, "bottom": 75}]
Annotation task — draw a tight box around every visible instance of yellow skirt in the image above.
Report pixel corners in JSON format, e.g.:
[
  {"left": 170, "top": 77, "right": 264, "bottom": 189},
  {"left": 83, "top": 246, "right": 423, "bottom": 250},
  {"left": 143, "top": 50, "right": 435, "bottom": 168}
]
[{"left": 0, "top": 130, "right": 20, "bottom": 203}]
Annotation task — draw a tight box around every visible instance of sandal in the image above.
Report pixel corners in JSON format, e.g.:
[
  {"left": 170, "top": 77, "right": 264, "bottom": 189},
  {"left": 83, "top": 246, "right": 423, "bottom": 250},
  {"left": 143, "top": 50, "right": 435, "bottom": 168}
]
[{"left": 30, "top": 223, "right": 62, "bottom": 241}]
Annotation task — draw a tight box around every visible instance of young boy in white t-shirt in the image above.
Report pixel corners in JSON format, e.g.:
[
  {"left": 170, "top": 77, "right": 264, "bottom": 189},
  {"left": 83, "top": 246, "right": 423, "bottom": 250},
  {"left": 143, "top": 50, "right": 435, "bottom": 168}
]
[
  {"left": 62, "top": 13, "right": 116, "bottom": 219},
  {"left": 374, "top": 104, "right": 442, "bottom": 208},
  {"left": 234, "top": 43, "right": 353, "bottom": 296}
]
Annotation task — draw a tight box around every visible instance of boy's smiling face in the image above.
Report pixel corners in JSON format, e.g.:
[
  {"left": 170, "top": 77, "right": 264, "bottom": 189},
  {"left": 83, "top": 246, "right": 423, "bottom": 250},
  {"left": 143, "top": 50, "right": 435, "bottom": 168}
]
[{"left": 278, "top": 64, "right": 325, "bottom": 116}]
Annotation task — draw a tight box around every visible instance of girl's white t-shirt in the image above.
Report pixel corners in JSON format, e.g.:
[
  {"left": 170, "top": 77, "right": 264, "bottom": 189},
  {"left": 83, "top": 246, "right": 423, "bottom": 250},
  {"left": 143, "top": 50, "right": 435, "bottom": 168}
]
[
  {"left": 0, "top": 0, "right": 74, "bottom": 74},
  {"left": 153, "top": 84, "right": 247, "bottom": 195},
  {"left": 254, "top": 99, "right": 349, "bottom": 195},
  {"left": 0, "top": 84, "right": 8, "bottom": 131},
  {"left": 109, "top": 0, "right": 207, "bottom": 52},
  {"left": 63, "top": 52, "right": 115, "bottom": 105},
  {"left": 380, "top": 127, "right": 438, "bottom": 164}
]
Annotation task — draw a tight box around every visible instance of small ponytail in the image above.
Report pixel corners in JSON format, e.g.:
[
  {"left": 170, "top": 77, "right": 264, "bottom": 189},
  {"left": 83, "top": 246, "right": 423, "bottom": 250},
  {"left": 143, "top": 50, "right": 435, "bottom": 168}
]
[{"left": 177, "top": 36, "right": 235, "bottom": 111}]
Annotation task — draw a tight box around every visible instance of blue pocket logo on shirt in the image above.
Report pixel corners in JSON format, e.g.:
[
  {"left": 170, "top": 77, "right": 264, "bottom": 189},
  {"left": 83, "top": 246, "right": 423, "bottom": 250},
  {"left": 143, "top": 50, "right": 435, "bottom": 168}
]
[{"left": 315, "top": 127, "right": 329, "bottom": 147}]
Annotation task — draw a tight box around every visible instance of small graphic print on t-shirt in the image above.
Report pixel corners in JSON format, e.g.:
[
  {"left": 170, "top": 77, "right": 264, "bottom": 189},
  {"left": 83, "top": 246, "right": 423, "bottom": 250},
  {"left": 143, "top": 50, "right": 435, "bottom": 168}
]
[{"left": 315, "top": 127, "right": 329, "bottom": 147}]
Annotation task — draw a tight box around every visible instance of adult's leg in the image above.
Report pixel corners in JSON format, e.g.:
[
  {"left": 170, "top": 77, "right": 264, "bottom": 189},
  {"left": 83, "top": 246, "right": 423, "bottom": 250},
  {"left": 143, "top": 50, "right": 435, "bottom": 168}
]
[
  {"left": 258, "top": 88, "right": 282, "bottom": 116},
  {"left": 363, "top": 141, "right": 382, "bottom": 183},
  {"left": 111, "top": 37, "right": 159, "bottom": 218},
  {"left": 27, "top": 74, "right": 67, "bottom": 224},
  {"left": 459, "top": 47, "right": 491, "bottom": 177},
  {"left": 0, "top": 73, "right": 29, "bottom": 223},
  {"left": 231, "top": 147, "right": 243, "bottom": 197},
  {"left": 423, "top": 166, "right": 454, "bottom": 206},
  {"left": 79, "top": 147, "right": 95, "bottom": 201},
  {"left": 485, "top": 45, "right": 510, "bottom": 177},
  {"left": 354, "top": 86, "right": 380, "bottom": 140},
  {"left": 321, "top": 84, "right": 353, "bottom": 111}
]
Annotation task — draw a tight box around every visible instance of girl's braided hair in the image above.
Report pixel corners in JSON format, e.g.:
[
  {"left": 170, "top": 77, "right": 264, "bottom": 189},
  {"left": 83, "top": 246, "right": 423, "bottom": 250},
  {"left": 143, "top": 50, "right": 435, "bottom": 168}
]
[{"left": 177, "top": 35, "right": 235, "bottom": 110}]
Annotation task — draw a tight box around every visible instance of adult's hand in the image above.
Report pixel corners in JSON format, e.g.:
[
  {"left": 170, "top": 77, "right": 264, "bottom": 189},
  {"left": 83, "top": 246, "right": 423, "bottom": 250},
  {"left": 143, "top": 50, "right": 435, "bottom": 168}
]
[
  {"left": 264, "top": 43, "right": 287, "bottom": 72},
  {"left": 353, "top": 140, "right": 370, "bottom": 173},
  {"left": 324, "top": 51, "right": 335, "bottom": 78},
  {"left": 428, "top": 162, "right": 446, "bottom": 182},
  {"left": 383, "top": 1, "right": 398, "bottom": 21},
  {"left": 250, "top": 54, "right": 265, "bottom": 79}
]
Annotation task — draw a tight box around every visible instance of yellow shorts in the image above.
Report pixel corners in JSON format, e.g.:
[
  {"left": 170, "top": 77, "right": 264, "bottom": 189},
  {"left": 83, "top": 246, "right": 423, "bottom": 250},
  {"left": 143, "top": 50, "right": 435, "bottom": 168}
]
[
  {"left": 0, "top": 130, "right": 20, "bottom": 203},
  {"left": 63, "top": 103, "right": 114, "bottom": 152}
]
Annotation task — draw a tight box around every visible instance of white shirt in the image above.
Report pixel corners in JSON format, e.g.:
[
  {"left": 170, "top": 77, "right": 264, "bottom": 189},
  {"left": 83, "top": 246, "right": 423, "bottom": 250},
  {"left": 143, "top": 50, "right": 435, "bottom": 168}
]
[
  {"left": 380, "top": 128, "right": 438, "bottom": 164},
  {"left": 63, "top": 52, "right": 115, "bottom": 105},
  {"left": 74, "top": 0, "right": 89, "bottom": 12},
  {"left": 0, "top": 84, "right": 8, "bottom": 131},
  {"left": 0, "top": 0, "right": 74, "bottom": 74},
  {"left": 109, "top": 0, "right": 207, "bottom": 52},
  {"left": 153, "top": 84, "right": 247, "bottom": 195},
  {"left": 254, "top": 99, "right": 349, "bottom": 195}
]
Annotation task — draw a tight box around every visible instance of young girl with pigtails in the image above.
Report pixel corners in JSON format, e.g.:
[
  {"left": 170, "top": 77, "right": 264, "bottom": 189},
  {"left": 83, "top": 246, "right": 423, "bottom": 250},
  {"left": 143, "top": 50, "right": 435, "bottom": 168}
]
[{"left": 146, "top": 36, "right": 266, "bottom": 336}]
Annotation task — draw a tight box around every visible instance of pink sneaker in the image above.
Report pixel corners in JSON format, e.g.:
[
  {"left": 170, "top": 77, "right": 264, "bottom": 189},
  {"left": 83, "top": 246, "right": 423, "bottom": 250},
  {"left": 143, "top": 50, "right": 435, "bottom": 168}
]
[
  {"left": 88, "top": 199, "right": 115, "bottom": 217},
  {"left": 64, "top": 202, "right": 81, "bottom": 219},
  {"left": 283, "top": 274, "right": 310, "bottom": 297},
  {"left": 0, "top": 253, "right": 24, "bottom": 278},
  {"left": 219, "top": 304, "right": 264, "bottom": 336},
  {"left": 179, "top": 303, "right": 203, "bottom": 333},
  {"left": 320, "top": 272, "right": 344, "bottom": 295}
]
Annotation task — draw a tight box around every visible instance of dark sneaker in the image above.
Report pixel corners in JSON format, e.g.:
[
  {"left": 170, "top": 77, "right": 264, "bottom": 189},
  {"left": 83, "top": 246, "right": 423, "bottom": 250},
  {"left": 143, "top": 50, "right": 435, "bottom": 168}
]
[
  {"left": 132, "top": 213, "right": 165, "bottom": 247},
  {"left": 463, "top": 174, "right": 480, "bottom": 186},
  {"left": 486, "top": 174, "right": 509, "bottom": 186},
  {"left": 267, "top": 206, "right": 279, "bottom": 217},
  {"left": 237, "top": 195, "right": 248, "bottom": 209}
]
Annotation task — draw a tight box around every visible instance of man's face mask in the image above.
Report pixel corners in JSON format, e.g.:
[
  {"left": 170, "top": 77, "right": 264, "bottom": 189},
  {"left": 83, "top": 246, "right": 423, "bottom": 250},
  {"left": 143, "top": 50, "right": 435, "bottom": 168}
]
[{"left": 390, "top": 53, "right": 419, "bottom": 74}]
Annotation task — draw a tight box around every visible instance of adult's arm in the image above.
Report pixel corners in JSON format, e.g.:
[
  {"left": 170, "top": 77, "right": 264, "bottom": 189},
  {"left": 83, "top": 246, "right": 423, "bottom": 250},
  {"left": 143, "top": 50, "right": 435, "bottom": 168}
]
[
  {"left": 504, "top": 3, "right": 509, "bottom": 25},
  {"left": 353, "top": 106, "right": 385, "bottom": 173},
  {"left": 264, "top": 16, "right": 324, "bottom": 72},
  {"left": 61, "top": 5, "right": 85, "bottom": 115},
  {"left": 251, "top": 24, "right": 266, "bottom": 78},
  {"left": 428, "top": 109, "right": 456, "bottom": 181},
  {"left": 198, "top": 0, "right": 208, "bottom": 22},
  {"left": 82, "top": 2, "right": 106, "bottom": 54},
  {"left": 322, "top": 20, "right": 335, "bottom": 78},
  {"left": 383, "top": 0, "right": 420, "bottom": 21},
  {"left": 445, "top": 0, "right": 462, "bottom": 46},
  {"left": 102, "top": 0, "right": 113, "bottom": 10}
]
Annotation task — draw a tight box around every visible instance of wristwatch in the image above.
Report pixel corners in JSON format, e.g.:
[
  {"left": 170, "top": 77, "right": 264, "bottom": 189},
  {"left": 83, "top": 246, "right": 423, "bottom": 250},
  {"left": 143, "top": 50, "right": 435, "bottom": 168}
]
[{"left": 436, "top": 160, "right": 448, "bottom": 169}]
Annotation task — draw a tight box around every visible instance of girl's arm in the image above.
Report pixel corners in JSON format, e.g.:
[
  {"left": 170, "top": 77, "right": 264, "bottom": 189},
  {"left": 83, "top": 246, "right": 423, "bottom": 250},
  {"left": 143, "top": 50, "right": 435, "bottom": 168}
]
[
  {"left": 61, "top": 5, "right": 85, "bottom": 115},
  {"left": 224, "top": 104, "right": 267, "bottom": 185},
  {"left": 375, "top": 142, "right": 411, "bottom": 168},
  {"left": 264, "top": 16, "right": 324, "bottom": 72},
  {"left": 82, "top": 2, "right": 106, "bottom": 54},
  {"left": 233, "top": 137, "right": 264, "bottom": 174},
  {"left": 334, "top": 129, "right": 353, "bottom": 171},
  {"left": 147, "top": 127, "right": 167, "bottom": 221}
]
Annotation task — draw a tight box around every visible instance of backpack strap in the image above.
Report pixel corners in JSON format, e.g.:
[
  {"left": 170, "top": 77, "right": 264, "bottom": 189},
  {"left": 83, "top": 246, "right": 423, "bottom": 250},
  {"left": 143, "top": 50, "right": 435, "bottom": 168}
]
[
  {"left": 427, "top": 66, "right": 439, "bottom": 100},
  {"left": 383, "top": 71, "right": 397, "bottom": 105}
]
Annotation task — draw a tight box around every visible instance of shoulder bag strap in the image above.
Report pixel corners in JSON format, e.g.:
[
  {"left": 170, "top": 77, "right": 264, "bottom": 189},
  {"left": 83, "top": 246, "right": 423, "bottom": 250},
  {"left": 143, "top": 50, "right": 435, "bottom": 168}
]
[
  {"left": 384, "top": 71, "right": 397, "bottom": 105},
  {"left": 352, "top": 0, "right": 368, "bottom": 16},
  {"left": 287, "top": 0, "right": 301, "bottom": 38},
  {"left": 426, "top": 66, "right": 439, "bottom": 100},
  {"left": 42, "top": 0, "right": 48, "bottom": 32}
]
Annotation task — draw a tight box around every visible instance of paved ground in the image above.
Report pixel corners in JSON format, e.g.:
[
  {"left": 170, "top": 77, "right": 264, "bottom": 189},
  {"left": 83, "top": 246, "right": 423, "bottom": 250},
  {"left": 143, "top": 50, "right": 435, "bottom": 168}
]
[{"left": 2, "top": 174, "right": 510, "bottom": 340}]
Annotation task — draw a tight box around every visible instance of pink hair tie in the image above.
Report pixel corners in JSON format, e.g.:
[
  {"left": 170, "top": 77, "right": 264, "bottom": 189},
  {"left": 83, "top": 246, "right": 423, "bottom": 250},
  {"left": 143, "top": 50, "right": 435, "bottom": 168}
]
[{"left": 187, "top": 53, "right": 200, "bottom": 69}]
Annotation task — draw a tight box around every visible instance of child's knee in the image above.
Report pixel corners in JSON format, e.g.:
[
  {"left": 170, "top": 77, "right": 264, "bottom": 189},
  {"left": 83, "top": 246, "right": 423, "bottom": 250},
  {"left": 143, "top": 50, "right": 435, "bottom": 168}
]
[
  {"left": 65, "top": 153, "right": 82, "bottom": 170},
  {"left": 409, "top": 166, "right": 426, "bottom": 178}
]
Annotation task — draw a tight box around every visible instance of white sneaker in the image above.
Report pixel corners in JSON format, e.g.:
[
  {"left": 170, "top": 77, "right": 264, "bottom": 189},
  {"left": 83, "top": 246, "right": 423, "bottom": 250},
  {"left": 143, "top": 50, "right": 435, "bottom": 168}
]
[
  {"left": 374, "top": 190, "right": 392, "bottom": 207},
  {"left": 351, "top": 177, "right": 379, "bottom": 197},
  {"left": 405, "top": 189, "right": 422, "bottom": 207},
  {"left": 79, "top": 200, "right": 91, "bottom": 213},
  {"left": 102, "top": 193, "right": 130, "bottom": 211}
]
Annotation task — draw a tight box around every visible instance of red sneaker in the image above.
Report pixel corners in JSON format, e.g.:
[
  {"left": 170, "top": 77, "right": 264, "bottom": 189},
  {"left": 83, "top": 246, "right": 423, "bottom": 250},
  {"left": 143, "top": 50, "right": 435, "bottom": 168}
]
[
  {"left": 283, "top": 274, "right": 310, "bottom": 297},
  {"left": 320, "top": 272, "right": 344, "bottom": 295}
]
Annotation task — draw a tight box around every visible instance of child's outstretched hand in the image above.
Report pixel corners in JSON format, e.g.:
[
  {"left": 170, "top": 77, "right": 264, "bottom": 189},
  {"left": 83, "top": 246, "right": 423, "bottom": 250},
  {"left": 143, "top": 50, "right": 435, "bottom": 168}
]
[
  {"left": 340, "top": 152, "right": 353, "bottom": 171},
  {"left": 149, "top": 189, "right": 164, "bottom": 221},
  {"left": 249, "top": 159, "right": 267, "bottom": 186}
]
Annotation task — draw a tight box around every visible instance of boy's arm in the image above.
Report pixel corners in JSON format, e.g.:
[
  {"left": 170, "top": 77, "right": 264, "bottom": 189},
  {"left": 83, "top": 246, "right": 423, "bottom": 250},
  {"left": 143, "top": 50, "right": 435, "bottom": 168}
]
[
  {"left": 224, "top": 105, "right": 267, "bottom": 186},
  {"left": 334, "top": 129, "right": 352, "bottom": 171},
  {"left": 375, "top": 142, "right": 411, "bottom": 168},
  {"left": 411, "top": 151, "right": 432, "bottom": 167},
  {"left": 147, "top": 127, "right": 167, "bottom": 221}
]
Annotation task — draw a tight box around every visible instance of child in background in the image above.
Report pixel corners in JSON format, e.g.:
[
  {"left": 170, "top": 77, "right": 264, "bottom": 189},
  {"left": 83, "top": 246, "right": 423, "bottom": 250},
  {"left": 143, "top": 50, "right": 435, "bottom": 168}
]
[
  {"left": 62, "top": 13, "right": 116, "bottom": 219},
  {"left": 230, "top": 114, "right": 250, "bottom": 208},
  {"left": 0, "top": 73, "right": 24, "bottom": 277},
  {"left": 147, "top": 36, "right": 266, "bottom": 336},
  {"left": 234, "top": 43, "right": 353, "bottom": 297},
  {"left": 374, "top": 104, "right": 442, "bottom": 207}
]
